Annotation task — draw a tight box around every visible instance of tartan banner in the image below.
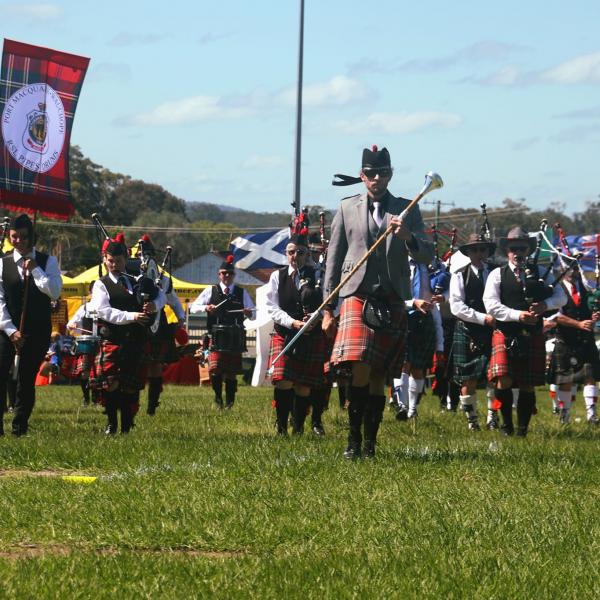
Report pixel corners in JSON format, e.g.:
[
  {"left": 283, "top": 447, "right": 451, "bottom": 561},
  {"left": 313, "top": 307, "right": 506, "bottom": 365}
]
[{"left": 0, "top": 39, "right": 89, "bottom": 220}]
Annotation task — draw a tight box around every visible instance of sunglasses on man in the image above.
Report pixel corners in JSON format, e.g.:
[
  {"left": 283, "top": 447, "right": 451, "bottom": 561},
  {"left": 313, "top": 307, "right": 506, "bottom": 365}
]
[
  {"left": 507, "top": 245, "right": 530, "bottom": 253},
  {"left": 363, "top": 168, "right": 392, "bottom": 179},
  {"left": 286, "top": 249, "right": 307, "bottom": 256}
]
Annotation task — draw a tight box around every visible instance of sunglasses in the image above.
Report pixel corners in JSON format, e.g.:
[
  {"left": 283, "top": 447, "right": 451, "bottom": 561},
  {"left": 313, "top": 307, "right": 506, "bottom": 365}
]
[
  {"left": 286, "top": 249, "right": 307, "bottom": 256},
  {"left": 508, "top": 245, "right": 529, "bottom": 253},
  {"left": 363, "top": 168, "right": 392, "bottom": 179},
  {"left": 469, "top": 245, "right": 490, "bottom": 253}
]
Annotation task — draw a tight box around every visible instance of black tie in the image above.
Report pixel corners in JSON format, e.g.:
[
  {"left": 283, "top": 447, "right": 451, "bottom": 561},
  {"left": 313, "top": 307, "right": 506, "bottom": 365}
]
[
  {"left": 476, "top": 268, "right": 484, "bottom": 283},
  {"left": 118, "top": 274, "right": 129, "bottom": 290}
]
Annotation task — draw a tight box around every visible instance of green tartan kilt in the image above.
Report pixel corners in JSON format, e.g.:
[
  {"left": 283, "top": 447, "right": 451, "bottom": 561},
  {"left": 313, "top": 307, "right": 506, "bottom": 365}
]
[
  {"left": 405, "top": 311, "right": 436, "bottom": 371},
  {"left": 452, "top": 320, "right": 491, "bottom": 385}
]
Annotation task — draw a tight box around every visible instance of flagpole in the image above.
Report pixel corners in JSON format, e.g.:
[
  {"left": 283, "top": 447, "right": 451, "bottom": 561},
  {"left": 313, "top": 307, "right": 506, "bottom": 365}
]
[{"left": 292, "top": 0, "right": 305, "bottom": 218}]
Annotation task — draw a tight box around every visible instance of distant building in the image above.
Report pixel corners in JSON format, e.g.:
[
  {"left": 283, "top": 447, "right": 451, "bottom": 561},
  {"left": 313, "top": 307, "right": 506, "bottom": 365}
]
[{"left": 174, "top": 253, "right": 265, "bottom": 286}]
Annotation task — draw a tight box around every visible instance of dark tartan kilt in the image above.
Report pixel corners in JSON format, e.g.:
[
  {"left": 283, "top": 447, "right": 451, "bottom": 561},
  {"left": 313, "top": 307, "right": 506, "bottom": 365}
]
[
  {"left": 488, "top": 329, "right": 546, "bottom": 387},
  {"left": 452, "top": 320, "right": 490, "bottom": 385},
  {"left": 65, "top": 352, "right": 94, "bottom": 379},
  {"left": 405, "top": 310, "right": 436, "bottom": 371},
  {"left": 330, "top": 295, "right": 407, "bottom": 378},
  {"left": 147, "top": 330, "right": 178, "bottom": 365},
  {"left": 91, "top": 340, "right": 148, "bottom": 393},
  {"left": 549, "top": 336, "right": 600, "bottom": 385},
  {"left": 208, "top": 350, "right": 243, "bottom": 375},
  {"left": 268, "top": 330, "right": 326, "bottom": 387}
]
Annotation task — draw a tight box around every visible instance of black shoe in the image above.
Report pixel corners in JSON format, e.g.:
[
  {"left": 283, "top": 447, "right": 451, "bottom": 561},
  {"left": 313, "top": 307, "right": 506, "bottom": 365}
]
[
  {"left": 214, "top": 397, "right": 223, "bottom": 409},
  {"left": 515, "top": 427, "right": 528, "bottom": 438},
  {"left": 105, "top": 424, "right": 117, "bottom": 435},
  {"left": 312, "top": 424, "right": 325, "bottom": 436},
  {"left": 363, "top": 441, "right": 376, "bottom": 459},
  {"left": 343, "top": 445, "right": 361, "bottom": 460},
  {"left": 500, "top": 425, "right": 514, "bottom": 437},
  {"left": 11, "top": 425, "right": 27, "bottom": 437},
  {"left": 224, "top": 402, "right": 234, "bottom": 410},
  {"left": 395, "top": 408, "right": 408, "bottom": 422}
]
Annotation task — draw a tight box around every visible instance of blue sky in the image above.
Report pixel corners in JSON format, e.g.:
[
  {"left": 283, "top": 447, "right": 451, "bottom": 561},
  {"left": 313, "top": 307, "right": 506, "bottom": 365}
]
[{"left": 2, "top": 0, "right": 600, "bottom": 215}]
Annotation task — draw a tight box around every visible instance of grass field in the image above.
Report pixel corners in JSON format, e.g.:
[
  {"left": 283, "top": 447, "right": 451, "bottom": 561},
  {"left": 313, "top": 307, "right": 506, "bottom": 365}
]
[{"left": 1, "top": 383, "right": 599, "bottom": 599}]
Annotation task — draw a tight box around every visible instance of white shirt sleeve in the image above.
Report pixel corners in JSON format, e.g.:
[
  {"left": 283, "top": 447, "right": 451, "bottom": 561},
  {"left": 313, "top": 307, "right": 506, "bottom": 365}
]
[
  {"left": 265, "top": 269, "right": 295, "bottom": 329},
  {"left": 31, "top": 254, "right": 62, "bottom": 300},
  {"left": 189, "top": 287, "right": 213, "bottom": 314},
  {"left": 88, "top": 279, "right": 138, "bottom": 325},
  {"left": 242, "top": 288, "right": 256, "bottom": 311},
  {"left": 0, "top": 259, "right": 17, "bottom": 336},
  {"left": 483, "top": 268, "right": 522, "bottom": 323},
  {"left": 67, "top": 304, "right": 87, "bottom": 331},
  {"left": 449, "top": 267, "right": 487, "bottom": 326}
]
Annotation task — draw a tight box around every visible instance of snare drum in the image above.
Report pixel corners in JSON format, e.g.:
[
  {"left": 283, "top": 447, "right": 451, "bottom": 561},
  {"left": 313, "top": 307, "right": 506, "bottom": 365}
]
[
  {"left": 75, "top": 335, "right": 101, "bottom": 357},
  {"left": 211, "top": 324, "right": 247, "bottom": 353}
]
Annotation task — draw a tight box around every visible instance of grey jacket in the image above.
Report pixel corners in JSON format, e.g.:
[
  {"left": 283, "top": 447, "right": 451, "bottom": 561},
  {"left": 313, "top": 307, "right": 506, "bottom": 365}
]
[{"left": 324, "top": 191, "right": 433, "bottom": 303}]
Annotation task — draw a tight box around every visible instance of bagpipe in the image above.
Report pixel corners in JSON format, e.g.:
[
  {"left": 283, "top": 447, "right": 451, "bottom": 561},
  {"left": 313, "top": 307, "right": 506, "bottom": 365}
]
[
  {"left": 590, "top": 249, "right": 600, "bottom": 312},
  {"left": 428, "top": 225, "right": 456, "bottom": 294},
  {"left": 521, "top": 219, "right": 554, "bottom": 304}
]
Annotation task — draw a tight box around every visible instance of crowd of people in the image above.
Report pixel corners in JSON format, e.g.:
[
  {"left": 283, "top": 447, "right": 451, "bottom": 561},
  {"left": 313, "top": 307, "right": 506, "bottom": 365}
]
[{"left": 1, "top": 146, "right": 599, "bottom": 459}]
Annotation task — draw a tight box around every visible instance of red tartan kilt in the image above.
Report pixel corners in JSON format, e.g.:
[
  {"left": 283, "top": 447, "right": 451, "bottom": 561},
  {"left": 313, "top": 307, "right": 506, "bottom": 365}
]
[
  {"left": 147, "top": 334, "right": 177, "bottom": 365},
  {"left": 330, "top": 296, "right": 407, "bottom": 378},
  {"left": 268, "top": 330, "right": 326, "bottom": 387},
  {"left": 64, "top": 352, "right": 94, "bottom": 379},
  {"left": 488, "top": 329, "right": 546, "bottom": 387},
  {"left": 208, "top": 350, "right": 243, "bottom": 375},
  {"left": 91, "top": 340, "right": 148, "bottom": 393}
]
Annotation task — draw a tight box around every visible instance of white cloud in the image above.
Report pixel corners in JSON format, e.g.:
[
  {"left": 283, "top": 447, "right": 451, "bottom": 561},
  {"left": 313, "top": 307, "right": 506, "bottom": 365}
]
[
  {"left": 126, "top": 96, "right": 252, "bottom": 126},
  {"left": 2, "top": 3, "right": 62, "bottom": 20},
  {"left": 333, "top": 111, "right": 462, "bottom": 134},
  {"left": 277, "top": 75, "right": 373, "bottom": 107},
  {"left": 540, "top": 52, "right": 600, "bottom": 84},
  {"left": 242, "top": 155, "right": 284, "bottom": 169}
]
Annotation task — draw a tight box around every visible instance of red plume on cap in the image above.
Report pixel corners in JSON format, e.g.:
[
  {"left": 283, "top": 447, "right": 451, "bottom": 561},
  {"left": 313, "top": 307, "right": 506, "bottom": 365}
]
[
  {"left": 372, "top": 144, "right": 378, "bottom": 152},
  {"left": 226, "top": 254, "right": 234, "bottom": 264},
  {"left": 114, "top": 232, "right": 126, "bottom": 245},
  {"left": 141, "top": 234, "right": 151, "bottom": 243}
]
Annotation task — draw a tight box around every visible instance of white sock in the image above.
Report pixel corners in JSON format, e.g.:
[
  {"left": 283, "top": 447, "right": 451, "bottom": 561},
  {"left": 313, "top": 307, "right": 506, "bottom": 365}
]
[
  {"left": 558, "top": 390, "right": 572, "bottom": 422},
  {"left": 512, "top": 388, "right": 519, "bottom": 409},
  {"left": 393, "top": 373, "right": 410, "bottom": 410},
  {"left": 584, "top": 384, "right": 598, "bottom": 421},
  {"left": 408, "top": 377, "right": 424, "bottom": 415},
  {"left": 486, "top": 387, "right": 495, "bottom": 411},
  {"left": 549, "top": 383, "right": 558, "bottom": 411},
  {"left": 460, "top": 394, "right": 477, "bottom": 420}
]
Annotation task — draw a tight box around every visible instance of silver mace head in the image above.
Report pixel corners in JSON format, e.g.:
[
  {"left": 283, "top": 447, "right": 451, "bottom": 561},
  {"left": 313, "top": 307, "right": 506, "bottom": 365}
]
[{"left": 420, "top": 171, "right": 444, "bottom": 196}]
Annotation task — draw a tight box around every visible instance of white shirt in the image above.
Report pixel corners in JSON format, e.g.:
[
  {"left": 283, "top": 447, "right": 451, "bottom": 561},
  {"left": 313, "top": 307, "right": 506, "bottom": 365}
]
[
  {"left": 189, "top": 281, "right": 255, "bottom": 315},
  {"left": 449, "top": 263, "right": 490, "bottom": 326},
  {"left": 483, "top": 262, "right": 567, "bottom": 322},
  {"left": 0, "top": 248, "right": 62, "bottom": 337},
  {"left": 265, "top": 266, "right": 302, "bottom": 329},
  {"left": 87, "top": 271, "right": 166, "bottom": 325}
]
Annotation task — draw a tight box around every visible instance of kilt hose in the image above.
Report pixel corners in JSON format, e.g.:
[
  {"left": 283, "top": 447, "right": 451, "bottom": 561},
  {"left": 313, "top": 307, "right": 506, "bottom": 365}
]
[
  {"left": 488, "top": 329, "right": 546, "bottom": 387},
  {"left": 549, "top": 335, "right": 600, "bottom": 385},
  {"left": 91, "top": 339, "right": 148, "bottom": 395},
  {"left": 330, "top": 295, "right": 406, "bottom": 378},
  {"left": 452, "top": 320, "right": 491, "bottom": 385},
  {"left": 268, "top": 329, "right": 327, "bottom": 387},
  {"left": 405, "top": 310, "right": 435, "bottom": 371}
]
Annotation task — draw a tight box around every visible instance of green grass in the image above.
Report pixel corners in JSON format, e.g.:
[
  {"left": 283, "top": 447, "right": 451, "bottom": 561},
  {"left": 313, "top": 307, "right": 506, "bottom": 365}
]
[{"left": 1, "top": 384, "right": 599, "bottom": 599}]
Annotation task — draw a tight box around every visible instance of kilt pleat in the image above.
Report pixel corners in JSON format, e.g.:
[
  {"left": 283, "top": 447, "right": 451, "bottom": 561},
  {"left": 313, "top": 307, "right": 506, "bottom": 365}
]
[
  {"left": 268, "top": 330, "right": 326, "bottom": 387},
  {"left": 330, "top": 296, "right": 406, "bottom": 378},
  {"left": 91, "top": 340, "right": 148, "bottom": 393},
  {"left": 551, "top": 336, "right": 600, "bottom": 385},
  {"left": 452, "top": 320, "right": 491, "bottom": 384},
  {"left": 487, "top": 329, "right": 546, "bottom": 387},
  {"left": 405, "top": 311, "right": 436, "bottom": 370}
]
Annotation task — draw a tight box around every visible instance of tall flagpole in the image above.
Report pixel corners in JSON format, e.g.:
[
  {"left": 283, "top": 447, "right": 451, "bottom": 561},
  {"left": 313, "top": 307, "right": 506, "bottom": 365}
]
[{"left": 292, "top": 0, "right": 305, "bottom": 218}]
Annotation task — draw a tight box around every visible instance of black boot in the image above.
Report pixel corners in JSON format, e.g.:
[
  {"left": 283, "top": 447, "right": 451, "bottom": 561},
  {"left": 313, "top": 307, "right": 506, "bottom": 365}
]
[
  {"left": 292, "top": 394, "right": 309, "bottom": 434},
  {"left": 105, "top": 393, "right": 118, "bottom": 435},
  {"left": 495, "top": 388, "right": 514, "bottom": 436},
  {"left": 311, "top": 388, "right": 327, "bottom": 436},
  {"left": 80, "top": 380, "right": 90, "bottom": 405},
  {"left": 225, "top": 378, "right": 237, "bottom": 409},
  {"left": 338, "top": 383, "right": 348, "bottom": 410},
  {"left": 211, "top": 374, "right": 223, "bottom": 408},
  {"left": 121, "top": 403, "right": 133, "bottom": 434},
  {"left": 516, "top": 390, "right": 535, "bottom": 437},
  {"left": 363, "top": 395, "right": 386, "bottom": 458},
  {"left": 147, "top": 377, "right": 162, "bottom": 415},
  {"left": 344, "top": 385, "right": 369, "bottom": 459},
  {"left": 274, "top": 388, "right": 294, "bottom": 435}
]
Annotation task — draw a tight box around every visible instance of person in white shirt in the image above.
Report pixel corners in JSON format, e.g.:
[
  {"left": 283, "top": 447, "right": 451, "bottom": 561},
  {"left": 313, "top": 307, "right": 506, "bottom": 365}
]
[
  {"left": 449, "top": 233, "right": 498, "bottom": 431},
  {"left": 484, "top": 226, "right": 567, "bottom": 437},
  {"left": 190, "top": 255, "right": 254, "bottom": 409},
  {"left": 0, "top": 214, "right": 62, "bottom": 436}
]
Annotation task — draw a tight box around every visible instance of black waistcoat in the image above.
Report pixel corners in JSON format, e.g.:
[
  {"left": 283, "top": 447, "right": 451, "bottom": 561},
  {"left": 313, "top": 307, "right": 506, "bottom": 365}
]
[
  {"left": 557, "top": 282, "right": 591, "bottom": 346},
  {"left": 274, "top": 266, "right": 316, "bottom": 335},
  {"left": 498, "top": 264, "right": 541, "bottom": 335},
  {"left": 207, "top": 285, "right": 244, "bottom": 330},
  {"left": 459, "top": 264, "right": 491, "bottom": 343},
  {"left": 99, "top": 274, "right": 145, "bottom": 341},
  {"left": 2, "top": 251, "right": 51, "bottom": 336}
]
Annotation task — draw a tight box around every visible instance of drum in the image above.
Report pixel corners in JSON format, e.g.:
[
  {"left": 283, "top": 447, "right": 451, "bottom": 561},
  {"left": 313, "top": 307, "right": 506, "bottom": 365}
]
[
  {"left": 74, "top": 335, "right": 101, "bottom": 357},
  {"left": 211, "top": 324, "right": 247, "bottom": 353}
]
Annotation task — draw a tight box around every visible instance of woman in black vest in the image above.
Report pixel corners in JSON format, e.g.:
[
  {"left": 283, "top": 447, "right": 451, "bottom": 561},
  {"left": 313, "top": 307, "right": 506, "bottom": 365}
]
[
  {"left": 449, "top": 233, "right": 497, "bottom": 431},
  {"left": 483, "top": 226, "right": 567, "bottom": 437},
  {"left": 265, "top": 232, "right": 326, "bottom": 435},
  {"left": 0, "top": 214, "right": 62, "bottom": 436},
  {"left": 551, "top": 266, "right": 600, "bottom": 424}
]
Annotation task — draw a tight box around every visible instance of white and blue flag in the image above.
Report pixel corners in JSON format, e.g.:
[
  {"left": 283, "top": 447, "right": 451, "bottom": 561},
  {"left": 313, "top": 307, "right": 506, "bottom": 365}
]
[{"left": 230, "top": 228, "right": 289, "bottom": 272}]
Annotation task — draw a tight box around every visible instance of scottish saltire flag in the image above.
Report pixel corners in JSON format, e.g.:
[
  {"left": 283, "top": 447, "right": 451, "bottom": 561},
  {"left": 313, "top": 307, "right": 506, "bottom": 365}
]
[
  {"left": 0, "top": 39, "right": 90, "bottom": 220},
  {"left": 230, "top": 228, "right": 289, "bottom": 279},
  {"left": 552, "top": 233, "right": 600, "bottom": 272}
]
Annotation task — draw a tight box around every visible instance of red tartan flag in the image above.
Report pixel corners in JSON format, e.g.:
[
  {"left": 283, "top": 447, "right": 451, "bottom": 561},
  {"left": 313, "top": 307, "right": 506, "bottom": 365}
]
[{"left": 0, "top": 39, "right": 89, "bottom": 220}]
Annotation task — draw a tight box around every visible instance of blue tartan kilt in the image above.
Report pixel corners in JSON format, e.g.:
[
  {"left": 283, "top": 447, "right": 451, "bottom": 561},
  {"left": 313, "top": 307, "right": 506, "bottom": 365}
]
[{"left": 452, "top": 320, "right": 491, "bottom": 385}]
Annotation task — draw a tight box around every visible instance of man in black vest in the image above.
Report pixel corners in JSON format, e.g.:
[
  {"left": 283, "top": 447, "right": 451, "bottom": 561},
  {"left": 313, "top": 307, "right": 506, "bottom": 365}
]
[
  {"left": 484, "top": 226, "right": 566, "bottom": 437},
  {"left": 551, "top": 265, "right": 600, "bottom": 424},
  {"left": 190, "top": 255, "right": 254, "bottom": 409},
  {"left": 88, "top": 239, "right": 165, "bottom": 434},
  {"left": 0, "top": 214, "right": 62, "bottom": 436},
  {"left": 449, "top": 233, "right": 497, "bottom": 431}
]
